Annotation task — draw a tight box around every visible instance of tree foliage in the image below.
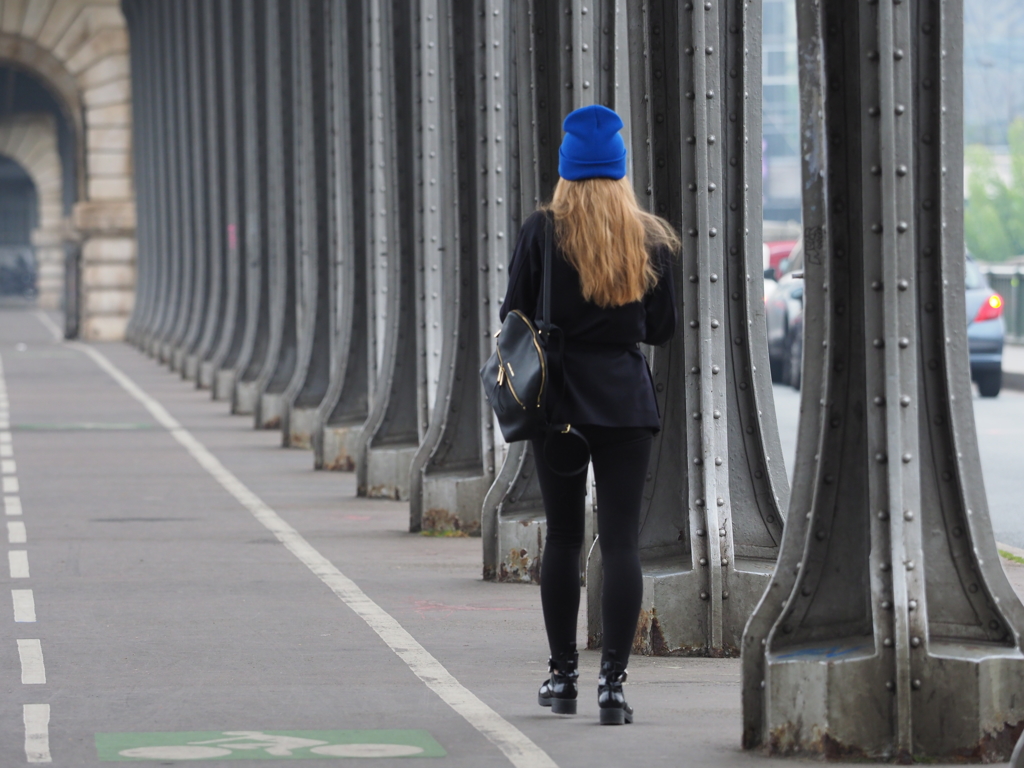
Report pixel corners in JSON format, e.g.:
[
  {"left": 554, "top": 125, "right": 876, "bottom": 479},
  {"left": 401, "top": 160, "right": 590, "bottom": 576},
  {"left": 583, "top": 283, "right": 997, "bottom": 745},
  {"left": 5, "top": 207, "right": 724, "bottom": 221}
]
[{"left": 965, "top": 118, "right": 1024, "bottom": 263}]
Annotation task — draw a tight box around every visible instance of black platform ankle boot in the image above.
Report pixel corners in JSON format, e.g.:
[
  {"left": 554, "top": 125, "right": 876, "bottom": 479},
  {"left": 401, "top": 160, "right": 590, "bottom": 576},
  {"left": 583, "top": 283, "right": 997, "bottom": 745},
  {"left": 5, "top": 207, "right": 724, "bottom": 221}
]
[
  {"left": 598, "top": 659, "right": 633, "bottom": 725},
  {"left": 537, "top": 647, "right": 579, "bottom": 715}
]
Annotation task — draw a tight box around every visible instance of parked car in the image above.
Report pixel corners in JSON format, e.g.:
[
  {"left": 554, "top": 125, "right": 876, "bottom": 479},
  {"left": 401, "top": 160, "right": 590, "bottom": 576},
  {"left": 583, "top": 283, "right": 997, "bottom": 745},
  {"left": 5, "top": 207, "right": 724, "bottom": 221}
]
[
  {"left": 966, "top": 255, "right": 1004, "bottom": 397},
  {"left": 763, "top": 239, "right": 799, "bottom": 282},
  {"left": 766, "top": 273, "right": 804, "bottom": 388},
  {"left": 0, "top": 246, "right": 36, "bottom": 297},
  {"left": 766, "top": 239, "right": 804, "bottom": 388},
  {"left": 766, "top": 251, "right": 1006, "bottom": 397}
]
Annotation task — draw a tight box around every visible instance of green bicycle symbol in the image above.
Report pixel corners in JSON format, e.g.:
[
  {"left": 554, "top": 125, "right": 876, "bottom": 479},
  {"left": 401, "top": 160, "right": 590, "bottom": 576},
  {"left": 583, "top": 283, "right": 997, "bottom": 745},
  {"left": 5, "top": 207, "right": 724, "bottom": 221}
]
[{"left": 116, "top": 731, "right": 426, "bottom": 760}]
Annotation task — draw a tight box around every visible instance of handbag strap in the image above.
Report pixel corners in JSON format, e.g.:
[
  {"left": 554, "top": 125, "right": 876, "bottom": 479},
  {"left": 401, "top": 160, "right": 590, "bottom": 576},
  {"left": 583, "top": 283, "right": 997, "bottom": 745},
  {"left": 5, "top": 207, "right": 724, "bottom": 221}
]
[{"left": 537, "top": 212, "right": 553, "bottom": 334}]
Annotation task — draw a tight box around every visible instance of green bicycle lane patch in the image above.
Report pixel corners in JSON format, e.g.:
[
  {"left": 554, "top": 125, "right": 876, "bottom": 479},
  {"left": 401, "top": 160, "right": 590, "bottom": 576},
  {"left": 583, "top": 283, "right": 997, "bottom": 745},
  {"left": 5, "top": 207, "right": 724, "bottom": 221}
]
[{"left": 95, "top": 730, "right": 446, "bottom": 761}]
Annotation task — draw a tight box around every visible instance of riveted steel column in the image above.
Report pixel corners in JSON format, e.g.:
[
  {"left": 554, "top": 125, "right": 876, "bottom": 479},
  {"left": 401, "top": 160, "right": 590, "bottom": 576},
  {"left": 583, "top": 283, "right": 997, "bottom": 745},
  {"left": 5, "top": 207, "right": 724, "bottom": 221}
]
[
  {"left": 167, "top": 0, "right": 195, "bottom": 371},
  {"left": 231, "top": 0, "right": 274, "bottom": 416},
  {"left": 406, "top": 0, "right": 493, "bottom": 534},
  {"left": 479, "top": 0, "right": 512, "bottom": 577},
  {"left": 742, "top": 0, "right": 1024, "bottom": 759},
  {"left": 146, "top": 0, "right": 177, "bottom": 360},
  {"left": 314, "top": 0, "right": 371, "bottom": 472},
  {"left": 253, "top": 0, "right": 300, "bottom": 428},
  {"left": 181, "top": 0, "right": 211, "bottom": 381},
  {"left": 282, "top": 0, "right": 336, "bottom": 449},
  {"left": 210, "top": 0, "right": 250, "bottom": 401},
  {"left": 124, "top": 0, "right": 152, "bottom": 346},
  {"left": 481, "top": 0, "right": 608, "bottom": 581},
  {"left": 196, "top": 0, "right": 229, "bottom": 390},
  {"left": 580, "top": 0, "right": 784, "bottom": 656},
  {"left": 355, "top": 0, "right": 425, "bottom": 501}
]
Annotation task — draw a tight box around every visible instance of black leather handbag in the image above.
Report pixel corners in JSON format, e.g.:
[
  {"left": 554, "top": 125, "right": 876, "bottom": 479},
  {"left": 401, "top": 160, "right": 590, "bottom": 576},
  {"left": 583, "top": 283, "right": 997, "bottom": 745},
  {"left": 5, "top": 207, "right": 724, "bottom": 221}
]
[
  {"left": 480, "top": 217, "right": 557, "bottom": 444},
  {"left": 481, "top": 218, "right": 592, "bottom": 476}
]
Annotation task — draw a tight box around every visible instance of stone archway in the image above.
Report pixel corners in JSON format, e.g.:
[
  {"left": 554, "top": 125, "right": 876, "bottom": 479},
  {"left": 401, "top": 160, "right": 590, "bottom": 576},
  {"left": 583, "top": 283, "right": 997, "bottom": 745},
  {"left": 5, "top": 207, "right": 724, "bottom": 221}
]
[
  {"left": 0, "top": 113, "right": 65, "bottom": 307},
  {"left": 0, "top": 2, "right": 134, "bottom": 339}
]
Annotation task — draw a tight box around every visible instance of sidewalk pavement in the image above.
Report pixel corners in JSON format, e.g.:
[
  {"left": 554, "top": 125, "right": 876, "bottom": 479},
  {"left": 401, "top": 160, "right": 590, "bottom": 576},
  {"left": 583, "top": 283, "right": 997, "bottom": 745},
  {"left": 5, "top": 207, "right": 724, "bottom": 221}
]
[{"left": 2, "top": 304, "right": 1023, "bottom": 767}]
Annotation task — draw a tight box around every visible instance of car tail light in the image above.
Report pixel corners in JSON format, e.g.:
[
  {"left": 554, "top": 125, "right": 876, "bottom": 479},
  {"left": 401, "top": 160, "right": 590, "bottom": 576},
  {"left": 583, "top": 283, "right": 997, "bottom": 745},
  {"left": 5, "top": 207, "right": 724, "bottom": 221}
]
[{"left": 974, "top": 293, "right": 1003, "bottom": 323}]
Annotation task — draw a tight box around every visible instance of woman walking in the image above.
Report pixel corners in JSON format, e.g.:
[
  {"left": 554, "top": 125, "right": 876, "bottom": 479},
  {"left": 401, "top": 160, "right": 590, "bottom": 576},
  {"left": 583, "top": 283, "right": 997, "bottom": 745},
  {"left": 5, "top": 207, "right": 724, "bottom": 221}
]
[{"left": 499, "top": 105, "right": 678, "bottom": 724}]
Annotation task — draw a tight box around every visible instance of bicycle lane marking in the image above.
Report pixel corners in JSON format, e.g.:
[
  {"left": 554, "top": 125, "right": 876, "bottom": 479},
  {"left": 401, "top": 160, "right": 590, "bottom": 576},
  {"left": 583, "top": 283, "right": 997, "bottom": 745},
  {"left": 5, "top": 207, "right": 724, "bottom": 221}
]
[
  {"left": 1, "top": 349, "right": 52, "bottom": 763},
  {"left": 76, "top": 342, "right": 559, "bottom": 768}
]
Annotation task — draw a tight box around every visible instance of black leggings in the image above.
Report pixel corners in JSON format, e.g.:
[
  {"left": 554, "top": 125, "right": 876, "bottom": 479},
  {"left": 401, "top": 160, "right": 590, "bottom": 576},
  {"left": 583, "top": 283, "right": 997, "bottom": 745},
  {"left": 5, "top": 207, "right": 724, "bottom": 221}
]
[{"left": 532, "top": 426, "right": 653, "bottom": 669}]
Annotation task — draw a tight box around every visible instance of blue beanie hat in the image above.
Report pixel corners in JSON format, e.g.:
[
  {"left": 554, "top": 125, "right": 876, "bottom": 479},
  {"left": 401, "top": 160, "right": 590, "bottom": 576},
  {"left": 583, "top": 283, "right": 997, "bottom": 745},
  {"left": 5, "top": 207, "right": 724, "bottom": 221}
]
[{"left": 558, "top": 105, "right": 627, "bottom": 181}]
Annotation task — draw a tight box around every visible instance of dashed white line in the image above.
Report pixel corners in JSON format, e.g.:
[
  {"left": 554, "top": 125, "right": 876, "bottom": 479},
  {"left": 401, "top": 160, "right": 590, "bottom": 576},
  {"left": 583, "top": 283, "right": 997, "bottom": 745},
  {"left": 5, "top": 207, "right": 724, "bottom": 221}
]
[
  {"left": 78, "top": 342, "right": 560, "bottom": 768},
  {"left": 3, "top": 476, "right": 19, "bottom": 494},
  {"left": 9, "top": 550, "right": 29, "bottom": 578},
  {"left": 8, "top": 520, "right": 26, "bottom": 544},
  {"left": 18, "top": 639, "right": 46, "bottom": 684},
  {"left": 0, "top": 431, "right": 10, "bottom": 442},
  {"left": 0, "top": 444, "right": 11, "bottom": 457},
  {"left": 5, "top": 495, "right": 22, "bottom": 515},
  {"left": 1, "top": 459, "right": 14, "bottom": 474},
  {"left": 23, "top": 704, "right": 51, "bottom": 763},
  {"left": 12, "top": 589, "right": 36, "bottom": 622}
]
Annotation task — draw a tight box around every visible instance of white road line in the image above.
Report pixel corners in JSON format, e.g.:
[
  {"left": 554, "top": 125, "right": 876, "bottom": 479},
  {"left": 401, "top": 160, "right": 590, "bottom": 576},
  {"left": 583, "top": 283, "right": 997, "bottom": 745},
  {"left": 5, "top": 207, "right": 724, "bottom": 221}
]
[
  {"left": 8, "top": 520, "right": 27, "bottom": 544},
  {"left": 3, "top": 476, "right": 19, "bottom": 494},
  {"left": 9, "top": 550, "right": 29, "bottom": 578},
  {"left": 0, "top": 431, "right": 10, "bottom": 442},
  {"left": 1, "top": 459, "right": 15, "bottom": 474},
  {"left": 18, "top": 639, "right": 46, "bottom": 684},
  {"left": 5, "top": 495, "right": 22, "bottom": 515},
  {"left": 0, "top": 444, "right": 11, "bottom": 457},
  {"left": 35, "top": 310, "right": 63, "bottom": 342},
  {"left": 23, "top": 704, "right": 51, "bottom": 763},
  {"left": 78, "top": 343, "right": 559, "bottom": 768},
  {"left": 13, "top": 589, "right": 36, "bottom": 622}
]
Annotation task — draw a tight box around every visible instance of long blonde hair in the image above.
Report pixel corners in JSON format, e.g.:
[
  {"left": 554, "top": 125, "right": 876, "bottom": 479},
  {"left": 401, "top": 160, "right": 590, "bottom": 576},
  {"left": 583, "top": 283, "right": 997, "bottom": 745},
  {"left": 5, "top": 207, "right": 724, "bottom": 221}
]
[{"left": 543, "top": 177, "right": 680, "bottom": 308}]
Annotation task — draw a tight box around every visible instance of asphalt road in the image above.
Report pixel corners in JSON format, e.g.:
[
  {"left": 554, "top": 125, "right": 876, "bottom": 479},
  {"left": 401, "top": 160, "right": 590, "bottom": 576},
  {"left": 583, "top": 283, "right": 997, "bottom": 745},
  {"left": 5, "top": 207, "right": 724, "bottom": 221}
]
[{"left": 771, "top": 380, "right": 1024, "bottom": 549}]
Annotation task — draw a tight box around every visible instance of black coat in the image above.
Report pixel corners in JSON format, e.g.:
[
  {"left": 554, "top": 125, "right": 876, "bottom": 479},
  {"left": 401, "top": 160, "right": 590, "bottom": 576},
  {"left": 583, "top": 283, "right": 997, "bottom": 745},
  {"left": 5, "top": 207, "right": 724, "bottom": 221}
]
[{"left": 499, "top": 210, "right": 677, "bottom": 431}]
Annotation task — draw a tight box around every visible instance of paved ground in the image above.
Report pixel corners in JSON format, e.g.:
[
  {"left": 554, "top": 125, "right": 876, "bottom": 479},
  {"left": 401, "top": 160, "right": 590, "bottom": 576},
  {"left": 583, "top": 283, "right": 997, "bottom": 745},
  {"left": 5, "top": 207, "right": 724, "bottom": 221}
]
[{"left": 1, "top": 303, "right": 1022, "bottom": 767}]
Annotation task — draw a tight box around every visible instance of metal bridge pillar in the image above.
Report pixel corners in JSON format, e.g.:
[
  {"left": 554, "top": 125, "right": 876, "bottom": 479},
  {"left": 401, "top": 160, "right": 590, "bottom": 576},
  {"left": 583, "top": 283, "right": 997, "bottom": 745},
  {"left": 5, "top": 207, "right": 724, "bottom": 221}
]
[
  {"left": 564, "top": 1, "right": 785, "bottom": 656},
  {"left": 229, "top": 0, "right": 274, "bottom": 417},
  {"left": 313, "top": 0, "right": 371, "bottom": 472},
  {"left": 742, "top": 0, "right": 1024, "bottom": 759},
  {"left": 181, "top": 0, "right": 212, "bottom": 382},
  {"left": 193, "top": 0, "right": 230, "bottom": 390},
  {"left": 210, "top": 0, "right": 250, "bottom": 402},
  {"left": 123, "top": 0, "right": 152, "bottom": 349},
  {"left": 481, "top": 0, "right": 595, "bottom": 580},
  {"left": 353, "top": 0, "right": 425, "bottom": 501},
  {"left": 253, "top": 0, "right": 301, "bottom": 428},
  {"left": 281, "top": 0, "right": 336, "bottom": 449},
  {"left": 166, "top": 0, "right": 195, "bottom": 373},
  {"left": 141, "top": 0, "right": 176, "bottom": 362},
  {"left": 405, "top": 0, "right": 495, "bottom": 535}
]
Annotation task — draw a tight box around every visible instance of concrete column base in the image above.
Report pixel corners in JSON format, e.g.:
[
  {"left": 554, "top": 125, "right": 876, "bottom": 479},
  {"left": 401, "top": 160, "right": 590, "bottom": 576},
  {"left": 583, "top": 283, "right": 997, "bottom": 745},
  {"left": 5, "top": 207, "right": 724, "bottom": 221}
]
[
  {"left": 317, "top": 424, "right": 362, "bottom": 471},
  {"left": 183, "top": 354, "right": 200, "bottom": 382},
  {"left": 197, "top": 361, "right": 216, "bottom": 390},
  {"left": 362, "top": 445, "right": 417, "bottom": 500},
  {"left": 491, "top": 513, "right": 545, "bottom": 583},
  {"left": 212, "top": 369, "right": 235, "bottom": 401},
  {"left": 169, "top": 347, "right": 186, "bottom": 373},
  {"left": 420, "top": 472, "right": 490, "bottom": 536},
  {"left": 233, "top": 379, "right": 260, "bottom": 415},
  {"left": 285, "top": 406, "right": 318, "bottom": 449},
  {"left": 256, "top": 392, "right": 287, "bottom": 429}
]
